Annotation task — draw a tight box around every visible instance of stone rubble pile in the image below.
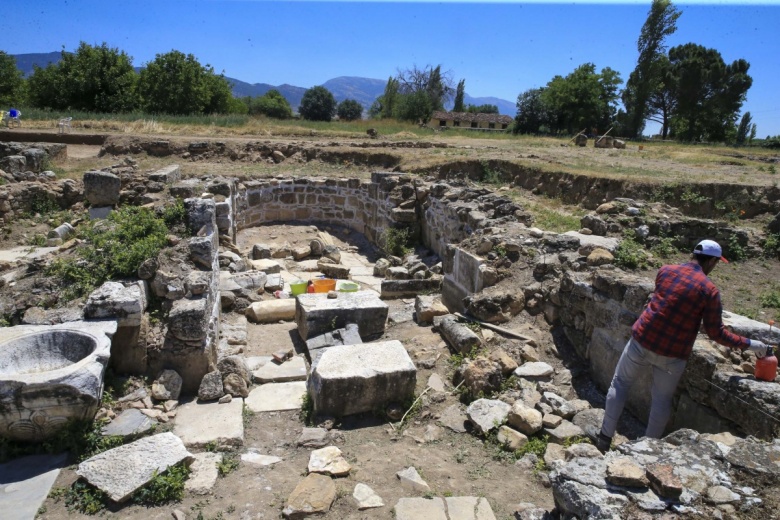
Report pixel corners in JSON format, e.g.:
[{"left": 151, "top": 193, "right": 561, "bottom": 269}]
[{"left": 550, "top": 429, "right": 780, "bottom": 519}]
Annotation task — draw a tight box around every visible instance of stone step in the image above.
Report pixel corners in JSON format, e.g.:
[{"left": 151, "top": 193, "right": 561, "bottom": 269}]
[
  {"left": 252, "top": 355, "right": 308, "bottom": 383},
  {"left": 245, "top": 381, "right": 307, "bottom": 412}
]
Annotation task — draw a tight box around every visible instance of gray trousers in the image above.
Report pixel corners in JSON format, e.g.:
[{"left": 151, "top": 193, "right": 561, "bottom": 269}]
[{"left": 601, "top": 337, "right": 687, "bottom": 439}]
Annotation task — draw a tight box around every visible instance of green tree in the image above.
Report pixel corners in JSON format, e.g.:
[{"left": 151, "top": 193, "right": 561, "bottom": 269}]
[
  {"left": 138, "top": 50, "right": 231, "bottom": 115},
  {"left": 299, "top": 86, "right": 337, "bottom": 121},
  {"left": 453, "top": 79, "right": 465, "bottom": 112},
  {"left": 622, "top": 0, "right": 681, "bottom": 137},
  {"left": 646, "top": 55, "right": 676, "bottom": 138},
  {"left": 396, "top": 64, "right": 453, "bottom": 116},
  {"left": 378, "top": 76, "right": 400, "bottom": 119},
  {"left": 735, "top": 111, "right": 756, "bottom": 146},
  {"left": 337, "top": 99, "right": 363, "bottom": 121},
  {"left": 466, "top": 104, "right": 498, "bottom": 114},
  {"left": 541, "top": 63, "right": 622, "bottom": 134},
  {"left": 513, "top": 88, "right": 550, "bottom": 134},
  {"left": 667, "top": 43, "right": 752, "bottom": 142},
  {"left": 27, "top": 42, "right": 138, "bottom": 112},
  {"left": 0, "top": 51, "right": 26, "bottom": 107},
  {"left": 251, "top": 89, "right": 292, "bottom": 119},
  {"left": 394, "top": 90, "right": 433, "bottom": 123}
]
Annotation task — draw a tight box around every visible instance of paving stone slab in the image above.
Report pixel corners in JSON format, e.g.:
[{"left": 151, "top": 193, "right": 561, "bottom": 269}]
[
  {"left": 77, "top": 432, "right": 193, "bottom": 503},
  {"left": 445, "top": 496, "right": 497, "bottom": 520},
  {"left": 173, "top": 398, "right": 244, "bottom": 448},
  {"left": 245, "top": 382, "right": 307, "bottom": 412},
  {"left": 102, "top": 408, "right": 156, "bottom": 439},
  {"left": 252, "top": 355, "right": 308, "bottom": 383},
  {"left": 0, "top": 453, "right": 68, "bottom": 520},
  {"left": 394, "top": 497, "right": 447, "bottom": 520},
  {"left": 185, "top": 452, "right": 222, "bottom": 495}
]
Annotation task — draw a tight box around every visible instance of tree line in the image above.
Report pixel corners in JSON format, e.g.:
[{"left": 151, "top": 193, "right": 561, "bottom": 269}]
[
  {"left": 0, "top": 43, "right": 364, "bottom": 122},
  {"left": 514, "top": 0, "right": 756, "bottom": 143}
]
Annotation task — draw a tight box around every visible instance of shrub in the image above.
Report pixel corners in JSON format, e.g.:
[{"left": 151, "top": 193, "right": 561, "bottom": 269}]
[
  {"left": 763, "top": 234, "right": 780, "bottom": 259},
  {"left": 46, "top": 206, "right": 169, "bottom": 301},
  {"left": 133, "top": 463, "right": 190, "bottom": 505},
  {"left": 760, "top": 284, "right": 780, "bottom": 309},
  {"left": 649, "top": 236, "right": 679, "bottom": 259},
  {"left": 379, "top": 227, "right": 413, "bottom": 257},
  {"left": 613, "top": 231, "right": 654, "bottom": 270},
  {"left": 726, "top": 234, "right": 747, "bottom": 262}
]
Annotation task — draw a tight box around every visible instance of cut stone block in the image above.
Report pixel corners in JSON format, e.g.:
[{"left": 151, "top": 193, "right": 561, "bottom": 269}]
[
  {"left": 265, "top": 274, "right": 283, "bottom": 291},
  {"left": 246, "top": 299, "right": 296, "bottom": 323},
  {"left": 438, "top": 315, "right": 481, "bottom": 355},
  {"left": 77, "top": 432, "right": 193, "bottom": 503},
  {"left": 308, "top": 341, "right": 416, "bottom": 416},
  {"left": 173, "top": 398, "right": 244, "bottom": 448},
  {"left": 0, "top": 453, "right": 68, "bottom": 520},
  {"left": 415, "top": 295, "right": 449, "bottom": 324},
  {"left": 148, "top": 164, "right": 181, "bottom": 184},
  {"left": 245, "top": 382, "right": 307, "bottom": 412},
  {"left": 252, "top": 355, "right": 307, "bottom": 383},
  {"left": 185, "top": 452, "right": 222, "bottom": 495},
  {"left": 295, "top": 291, "right": 388, "bottom": 340},
  {"left": 249, "top": 259, "right": 282, "bottom": 274},
  {"left": 381, "top": 278, "right": 442, "bottom": 299}
]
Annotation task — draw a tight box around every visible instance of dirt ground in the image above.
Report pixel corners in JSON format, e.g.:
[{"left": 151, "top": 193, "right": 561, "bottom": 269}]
[{"left": 3, "top": 132, "right": 779, "bottom": 519}]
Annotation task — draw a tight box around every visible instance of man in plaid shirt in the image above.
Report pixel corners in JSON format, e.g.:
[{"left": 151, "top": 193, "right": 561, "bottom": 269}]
[{"left": 588, "top": 240, "right": 770, "bottom": 452}]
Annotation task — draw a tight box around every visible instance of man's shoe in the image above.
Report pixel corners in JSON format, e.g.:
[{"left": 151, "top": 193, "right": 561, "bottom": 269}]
[{"left": 585, "top": 424, "right": 612, "bottom": 454}]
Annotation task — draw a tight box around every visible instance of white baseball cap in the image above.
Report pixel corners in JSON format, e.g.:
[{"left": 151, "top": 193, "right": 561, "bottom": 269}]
[{"left": 693, "top": 239, "right": 728, "bottom": 263}]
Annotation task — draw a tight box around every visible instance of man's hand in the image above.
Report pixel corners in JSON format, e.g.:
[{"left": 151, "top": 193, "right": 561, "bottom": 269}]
[{"left": 749, "top": 339, "right": 768, "bottom": 358}]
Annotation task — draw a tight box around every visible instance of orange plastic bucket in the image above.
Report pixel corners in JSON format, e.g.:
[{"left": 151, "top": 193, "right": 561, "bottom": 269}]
[{"left": 312, "top": 279, "right": 336, "bottom": 293}]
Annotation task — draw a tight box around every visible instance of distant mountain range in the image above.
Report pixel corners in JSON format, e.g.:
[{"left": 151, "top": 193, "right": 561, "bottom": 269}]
[{"left": 10, "top": 52, "right": 516, "bottom": 116}]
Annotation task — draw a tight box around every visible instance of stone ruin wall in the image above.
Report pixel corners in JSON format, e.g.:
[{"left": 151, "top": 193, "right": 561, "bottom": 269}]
[
  {"left": 2, "top": 156, "right": 777, "bottom": 436},
  {"left": 552, "top": 268, "right": 780, "bottom": 439},
  {"left": 145, "top": 197, "right": 222, "bottom": 393},
  {"left": 235, "top": 172, "right": 422, "bottom": 244}
]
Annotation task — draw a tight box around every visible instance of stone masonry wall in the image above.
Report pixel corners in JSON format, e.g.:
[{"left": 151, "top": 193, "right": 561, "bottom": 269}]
[
  {"left": 554, "top": 268, "right": 780, "bottom": 439},
  {"left": 236, "top": 172, "right": 420, "bottom": 245}
]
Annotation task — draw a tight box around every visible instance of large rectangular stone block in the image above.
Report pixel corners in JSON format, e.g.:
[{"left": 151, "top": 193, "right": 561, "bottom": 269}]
[
  {"left": 308, "top": 341, "right": 416, "bottom": 416},
  {"left": 380, "top": 278, "right": 441, "bottom": 299},
  {"left": 295, "top": 291, "right": 388, "bottom": 340}
]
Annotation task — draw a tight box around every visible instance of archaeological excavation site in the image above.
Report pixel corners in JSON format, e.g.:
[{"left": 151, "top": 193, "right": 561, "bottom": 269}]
[{"left": 1, "top": 133, "right": 780, "bottom": 520}]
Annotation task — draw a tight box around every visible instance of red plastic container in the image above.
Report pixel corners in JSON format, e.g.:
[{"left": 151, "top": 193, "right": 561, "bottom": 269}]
[{"left": 755, "top": 347, "right": 778, "bottom": 382}]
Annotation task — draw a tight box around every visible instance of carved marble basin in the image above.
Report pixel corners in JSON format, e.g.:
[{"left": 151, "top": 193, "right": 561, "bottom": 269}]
[{"left": 0, "top": 321, "right": 116, "bottom": 441}]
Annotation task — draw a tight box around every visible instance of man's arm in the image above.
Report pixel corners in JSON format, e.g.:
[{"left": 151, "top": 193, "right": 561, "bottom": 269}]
[{"left": 702, "top": 287, "right": 750, "bottom": 349}]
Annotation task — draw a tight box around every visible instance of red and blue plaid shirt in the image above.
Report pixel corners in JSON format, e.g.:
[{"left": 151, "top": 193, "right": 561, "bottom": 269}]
[{"left": 632, "top": 262, "right": 749, "bottom": 360}]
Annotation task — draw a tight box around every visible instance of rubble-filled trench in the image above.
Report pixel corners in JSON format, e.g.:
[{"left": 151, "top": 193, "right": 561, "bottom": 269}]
[{"left": 1, "top": 139, "right": 780, "bottom": 520}]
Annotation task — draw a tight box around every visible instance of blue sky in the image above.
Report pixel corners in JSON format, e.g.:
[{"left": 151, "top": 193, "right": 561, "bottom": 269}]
[{"left": 2, "top": 0, "right": 779, "bottom": 135}]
